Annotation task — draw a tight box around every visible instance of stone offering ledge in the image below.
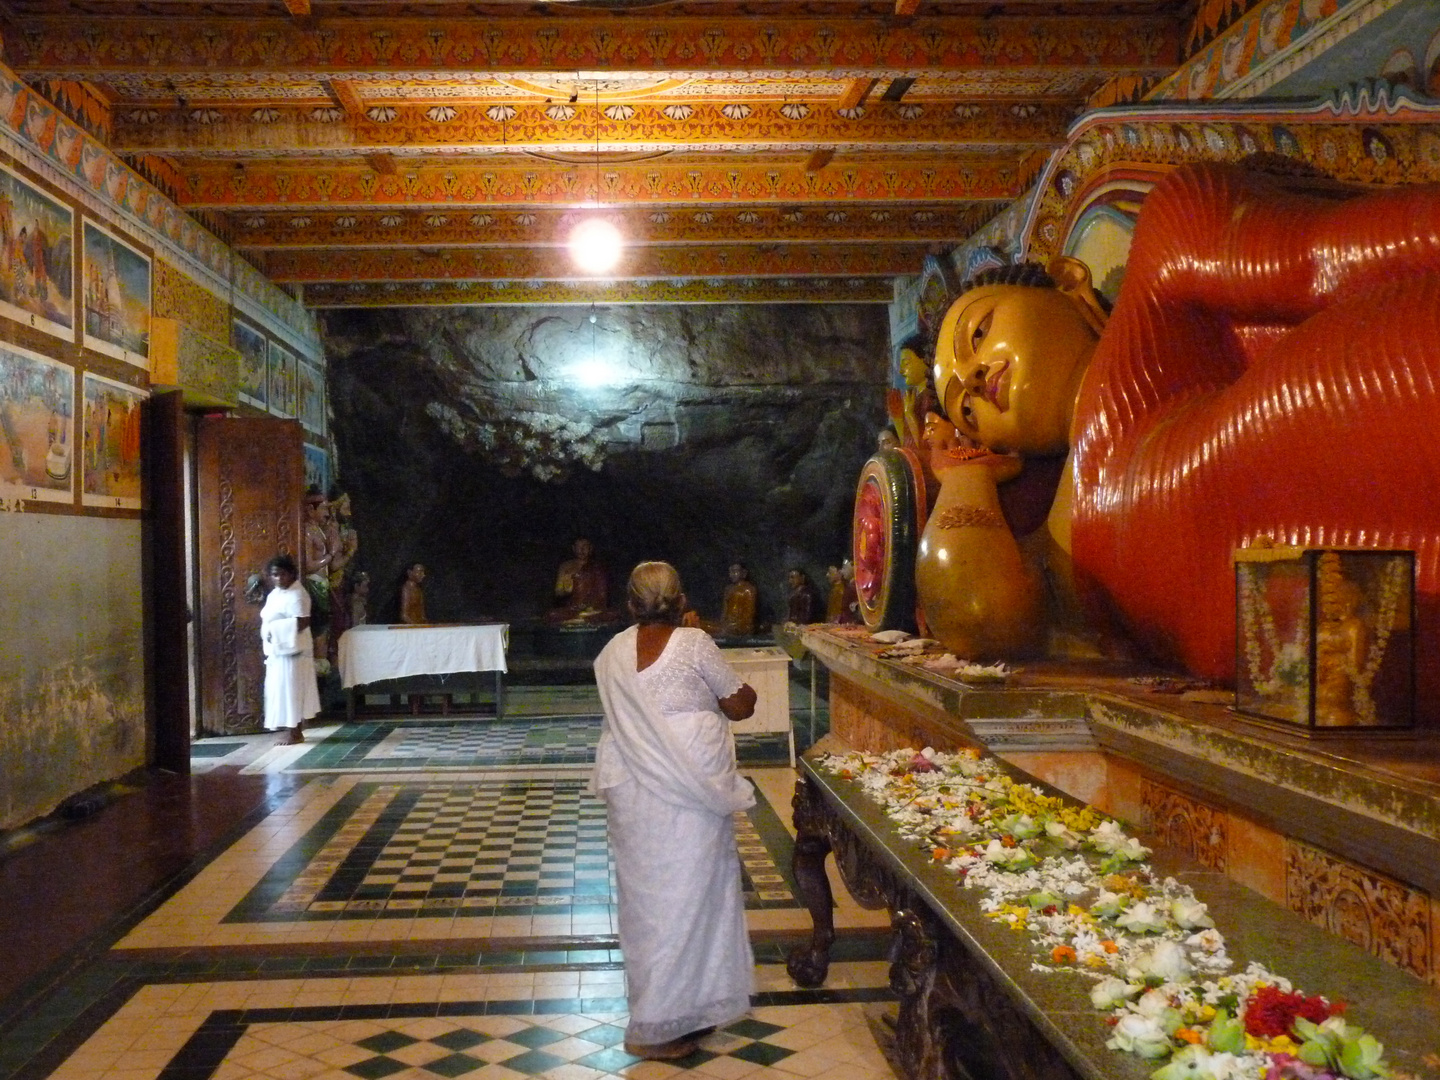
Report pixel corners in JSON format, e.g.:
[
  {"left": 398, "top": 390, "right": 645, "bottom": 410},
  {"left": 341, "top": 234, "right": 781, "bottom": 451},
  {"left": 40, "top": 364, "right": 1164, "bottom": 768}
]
[
  {"left": 792, "top": 743, "right": 1440, "bottom": 1080},
  {"left": 797, "top": 627, "right": 1440, "bottom": 983}
]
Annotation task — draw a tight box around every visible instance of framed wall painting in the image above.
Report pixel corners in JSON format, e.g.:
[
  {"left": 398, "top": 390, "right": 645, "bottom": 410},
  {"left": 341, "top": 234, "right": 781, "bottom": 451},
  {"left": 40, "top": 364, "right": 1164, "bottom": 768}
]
[
  {"left": 297, "top": 360, "right": 324, "bottom": 435},
  {"left": 82, "top": 371, "right": 146, "bottom": 509},
  {"left": 233, "top": 318, "right": 268, "bottom": 409},
  {"left": 268, "top": 339, "right": 296, "bottom": 418},
  {"left": 0, "top": 340, "right": 75, "bottom": 504},
  {"left": 303, "top": 442, "right": 329, "bottom": 496},
  {"left": 81, "top": 220, "right": 151, "bottom": 368},
  {"left": 0, "top": 161, "right": 75, "bottom": 343}
]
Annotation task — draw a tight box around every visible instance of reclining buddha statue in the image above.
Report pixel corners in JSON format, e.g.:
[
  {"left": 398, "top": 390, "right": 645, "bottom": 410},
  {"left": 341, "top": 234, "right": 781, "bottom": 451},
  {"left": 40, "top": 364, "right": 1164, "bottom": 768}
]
[{"left": 923, "top": 161, "right": 1440, "bottom": 721}]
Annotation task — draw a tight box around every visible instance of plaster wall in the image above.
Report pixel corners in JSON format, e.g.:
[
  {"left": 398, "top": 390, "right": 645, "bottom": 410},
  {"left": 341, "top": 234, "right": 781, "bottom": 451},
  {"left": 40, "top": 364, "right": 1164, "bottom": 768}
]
[{"left": 0, "top": 512, "right": 145, "bottom": 829}]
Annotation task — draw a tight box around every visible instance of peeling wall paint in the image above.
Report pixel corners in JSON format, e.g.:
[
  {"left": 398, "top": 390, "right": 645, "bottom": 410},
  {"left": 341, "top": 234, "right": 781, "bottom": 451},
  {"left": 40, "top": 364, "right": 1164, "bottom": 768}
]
[{"left": 0, "top": 513, "right": 146, "bottom": 830}]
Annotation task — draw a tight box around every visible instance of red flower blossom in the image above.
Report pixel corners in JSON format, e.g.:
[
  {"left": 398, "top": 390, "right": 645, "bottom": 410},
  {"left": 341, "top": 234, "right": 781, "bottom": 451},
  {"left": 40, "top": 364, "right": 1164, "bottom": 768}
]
[{"left": 1243, "top": 985, "right": 1342, "bottom": 1038}]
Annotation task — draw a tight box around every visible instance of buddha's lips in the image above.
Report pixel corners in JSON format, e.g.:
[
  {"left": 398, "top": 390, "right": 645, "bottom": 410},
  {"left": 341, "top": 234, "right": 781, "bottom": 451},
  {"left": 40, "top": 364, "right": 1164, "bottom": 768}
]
[{"left": 984, "top": 361, "right": 1009, "bottom": 408}]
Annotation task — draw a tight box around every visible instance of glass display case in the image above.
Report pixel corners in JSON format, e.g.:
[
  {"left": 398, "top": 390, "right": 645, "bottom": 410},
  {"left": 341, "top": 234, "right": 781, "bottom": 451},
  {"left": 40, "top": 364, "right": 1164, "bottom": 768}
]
[{"left": 1233, "top": 547, "right": 1415, "bottom": 732}]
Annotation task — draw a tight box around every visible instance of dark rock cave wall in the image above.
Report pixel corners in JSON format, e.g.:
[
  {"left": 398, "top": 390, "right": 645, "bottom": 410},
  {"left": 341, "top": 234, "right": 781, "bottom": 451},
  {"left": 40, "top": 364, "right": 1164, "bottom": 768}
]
[{"left": 322, "top": 303, "right": 891, "bottom": 628}]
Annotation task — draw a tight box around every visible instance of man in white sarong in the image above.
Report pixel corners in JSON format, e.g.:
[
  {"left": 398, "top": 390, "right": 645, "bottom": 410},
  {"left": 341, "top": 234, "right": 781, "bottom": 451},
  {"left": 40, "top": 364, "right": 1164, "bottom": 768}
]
[
  {"left": 592, "top": 561, "right": 759, "bottom": 1061},
  {"left": 261, "top": 553, "right": 322, "bottom": 745}
]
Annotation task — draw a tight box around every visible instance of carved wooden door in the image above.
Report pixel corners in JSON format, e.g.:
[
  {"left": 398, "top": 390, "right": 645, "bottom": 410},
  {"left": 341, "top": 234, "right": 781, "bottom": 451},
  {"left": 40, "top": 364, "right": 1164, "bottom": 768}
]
[{"left": 196, "top": 416, "right": 303, "bottom": 735}]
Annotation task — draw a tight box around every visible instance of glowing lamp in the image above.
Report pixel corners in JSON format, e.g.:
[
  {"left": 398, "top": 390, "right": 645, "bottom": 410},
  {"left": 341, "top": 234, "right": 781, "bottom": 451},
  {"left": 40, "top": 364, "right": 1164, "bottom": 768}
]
[{"left": 568, "top": 218, "right": 623, "bottom": 274}]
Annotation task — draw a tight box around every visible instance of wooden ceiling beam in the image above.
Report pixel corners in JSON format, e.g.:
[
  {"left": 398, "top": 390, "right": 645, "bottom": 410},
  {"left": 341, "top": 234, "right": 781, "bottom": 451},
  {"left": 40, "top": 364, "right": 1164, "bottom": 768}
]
[
  {"left": 303, "top": 277, "right": 896, "bottom": 307},
  {"left": 110, "top": 100, "right": 1077, "bottom": 156},
  {"left": 259, "top": 242, "right": 923, "bottom": 283},
  {"left": 7, "top": 15, "right": 1182, "bottom": 76},
  {"left": 179, "top": 157, "right": 1027, "bottom": 208},
  {"left": 283, "top": 0, "right": 311, "bottom": 13},
  {"left": 894, "top": 0, "right": 923, "bottom": 14},
  {"left": 226, "top": 203, "right": 992, "bottom": 249},
  {"left": 805, "top": 149, "right": 835, "bottom": 173},
  {"left": 837, "top": 78, "right": 876, "bottom": 112},
  {"left": 327, "top": 79, "right": 365, "bottom": 118}
]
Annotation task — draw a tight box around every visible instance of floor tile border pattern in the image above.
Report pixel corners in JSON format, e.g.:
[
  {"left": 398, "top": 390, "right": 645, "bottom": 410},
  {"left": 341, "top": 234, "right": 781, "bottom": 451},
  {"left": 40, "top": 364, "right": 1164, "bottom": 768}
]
[
  {"left": 154, "top": 989, "right": 899, "bottom": 1080},
  {"left": 2, "top": 955, "right": 896, "bottom": 1080},
  {"left": 0, "top": 935, "right": 896, "bottom": 1080},
  {"left": 222, "top": 779, "right": 800, "bottom": 924}
]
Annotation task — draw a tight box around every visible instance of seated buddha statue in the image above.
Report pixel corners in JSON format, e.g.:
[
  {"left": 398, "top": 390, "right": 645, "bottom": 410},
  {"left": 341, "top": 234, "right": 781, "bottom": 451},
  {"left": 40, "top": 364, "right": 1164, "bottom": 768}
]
[
  {"left": 927, "top": 162, "right": 1440, "bottom": 720},
  {"left": 549, "top": 537, "right": 615, "bottom": 623},
  {"left": 721, "top": 562, "right": 758, "bottom": 637}
]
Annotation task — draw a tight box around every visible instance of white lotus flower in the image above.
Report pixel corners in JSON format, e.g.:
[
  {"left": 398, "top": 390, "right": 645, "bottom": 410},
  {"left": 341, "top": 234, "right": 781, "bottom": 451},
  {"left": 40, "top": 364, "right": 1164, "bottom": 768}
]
[
  {"left": 1135, "top": 988, "right": 1173, "bottom": 1019},
  {"left": 1106, "top": 1014, "right": 1172, "bottom": 1058},
  {"left": 1185, "top": 928, "right": 1225, "bottom": 953},
  {"left": 1130, "top": 940, "right": 1193, "bottom": 983},
  {"left": 1090, "top": 976, "right": 1140, "bottom": 1009},
  {"left": 1170, "top": 898, "right": 1214, "bottom": 930},
  {"left": 1116, "top": 902, "right": 1167, "bottom": 934},
  {"left": 1091, "top": 819, "right": 1132, "bottom": 853}
]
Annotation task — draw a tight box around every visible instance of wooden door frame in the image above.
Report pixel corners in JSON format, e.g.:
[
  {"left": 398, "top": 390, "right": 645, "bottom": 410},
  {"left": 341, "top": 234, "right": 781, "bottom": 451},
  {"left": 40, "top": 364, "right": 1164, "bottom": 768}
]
[{"left": 142, "top": 390, "right": 191, "bottom": 773}]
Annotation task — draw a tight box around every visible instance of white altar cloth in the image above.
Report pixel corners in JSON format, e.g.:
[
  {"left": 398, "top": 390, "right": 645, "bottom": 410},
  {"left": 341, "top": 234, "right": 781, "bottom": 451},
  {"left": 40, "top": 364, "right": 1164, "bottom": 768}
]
[{"left": 338, "top": 624, "right": 509, "bottom": 689}]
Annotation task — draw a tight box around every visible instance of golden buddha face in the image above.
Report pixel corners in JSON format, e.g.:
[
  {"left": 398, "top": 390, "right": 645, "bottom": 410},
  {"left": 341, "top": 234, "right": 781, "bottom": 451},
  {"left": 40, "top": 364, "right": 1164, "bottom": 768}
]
[{"left": 933, "top": 283, "right": 1099, "bottom": 455}]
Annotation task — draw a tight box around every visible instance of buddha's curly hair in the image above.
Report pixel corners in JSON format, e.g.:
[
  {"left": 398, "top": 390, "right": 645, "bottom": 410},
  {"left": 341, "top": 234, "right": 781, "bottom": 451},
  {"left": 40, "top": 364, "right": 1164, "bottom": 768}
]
[
  {"left": 959, "top": 261, "right": 1057, "bottom": 295},
  {"left": 959, "top": 260, "right": 1113, "bottom": 313}
]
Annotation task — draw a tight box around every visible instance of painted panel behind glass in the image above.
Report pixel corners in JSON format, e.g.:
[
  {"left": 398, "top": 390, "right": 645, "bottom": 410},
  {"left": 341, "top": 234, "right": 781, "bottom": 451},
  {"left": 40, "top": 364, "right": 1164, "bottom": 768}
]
[
  {"left": 0, "top": 340, "right": 75, "bottom": 504},
  {"left": 81, "top": 221, "right": 150, "bottom": 368},
  {"left": 0, "top": 161, "right": 75, "bottom": 342},
  {"left": 82, "top": 372, "right": 146, "bottom": 508},
  {"left": 268, "top": 340, "right": 296, "bottom": 418},
  {"left": 234, "top": 318, "right": 268, "bottom": 409}
]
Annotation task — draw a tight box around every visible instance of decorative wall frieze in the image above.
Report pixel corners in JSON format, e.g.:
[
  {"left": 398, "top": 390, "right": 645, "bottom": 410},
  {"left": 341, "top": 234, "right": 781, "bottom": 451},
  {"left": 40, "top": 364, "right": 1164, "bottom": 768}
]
[
  {"left": 1150, "top": 0, "right": 1404, "bottom": 101},
  {"left": 0, "top": 59, "right": 321, "bottom": 358},
  {"left": 258, "top": 243, "right": 922, "bottom": 283},
  {"left": 181, "top": 157, "right": 1025, "bottom": 209},
  {"left": 1021, "top": 85, "right": 1440, "bottom": 260},
  {"left": 9, "top": 15, "right": 1182, "bottom": 79},
  {"left": 302, "top": 276, "right": 894, "bottom": 307}
]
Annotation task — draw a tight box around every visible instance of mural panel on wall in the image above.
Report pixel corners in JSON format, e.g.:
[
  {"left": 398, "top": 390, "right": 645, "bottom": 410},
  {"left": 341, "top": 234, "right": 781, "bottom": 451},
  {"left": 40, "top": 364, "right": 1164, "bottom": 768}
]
[
  {"left": 81, "top": 221, "right": 150, "bottom": 368},
  {"left": 234, "top": 318, "right": 267, "bottom": 409},
  {"left": 0, "top": 341, "right": 74, "bottom": 504},
  {"left": 298, "top": 360, "right": 324, "bottom": 435},
  {"left": 268, "top": 339, "right": 296, "bottom": 418},
  {"left": 0, "top": 161, "right": 74, "bottom": 343},
  {"left": 303, "top": 442, "right": 329, "bottom": 495},
  {"left": 82, "top": 372, "right": 145, "bottom": 509}
]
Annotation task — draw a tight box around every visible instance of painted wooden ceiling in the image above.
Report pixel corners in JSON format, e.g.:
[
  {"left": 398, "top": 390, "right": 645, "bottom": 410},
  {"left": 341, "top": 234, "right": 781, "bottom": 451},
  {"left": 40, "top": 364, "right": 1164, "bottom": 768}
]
[{"left": 3, "top": 0, "right": 1188, "bottom": 304}]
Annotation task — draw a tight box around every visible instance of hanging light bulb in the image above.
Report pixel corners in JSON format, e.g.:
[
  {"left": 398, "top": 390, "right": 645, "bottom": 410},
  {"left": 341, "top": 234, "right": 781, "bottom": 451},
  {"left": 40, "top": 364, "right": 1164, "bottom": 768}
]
[
  {"left": 569, "top": 81, "right": 623, "bottom": 275},
  {"left": 569, "top": 218, "right": 623, "bottom": 274}
]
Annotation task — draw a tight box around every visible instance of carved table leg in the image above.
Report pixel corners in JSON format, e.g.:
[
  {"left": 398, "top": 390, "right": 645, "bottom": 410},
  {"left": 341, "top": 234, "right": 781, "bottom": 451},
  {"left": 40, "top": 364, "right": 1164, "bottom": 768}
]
[{"left": 787, "top": 775, "right": 836, "bottom": 988}]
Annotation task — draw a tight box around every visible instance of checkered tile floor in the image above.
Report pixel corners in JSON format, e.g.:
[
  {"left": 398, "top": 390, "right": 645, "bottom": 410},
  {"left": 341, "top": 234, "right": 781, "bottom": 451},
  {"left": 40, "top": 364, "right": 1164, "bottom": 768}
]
[
  {"left": 182, "top": 1001, "right": 891, "bottom": 1080},
  {"left": 229, "top": 778, "right": 796, "bottom": 921},
  {"left": 281, "top": 719, "right": 795, "bottom": 773},
  {"left": 227, "top": 1014, "right": 802, "bottom": 1079}
]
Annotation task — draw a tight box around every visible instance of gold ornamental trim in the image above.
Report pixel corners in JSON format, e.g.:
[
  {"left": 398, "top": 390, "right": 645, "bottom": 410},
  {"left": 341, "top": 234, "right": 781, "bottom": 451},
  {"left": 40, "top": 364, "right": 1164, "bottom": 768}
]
[
  {"left": 11, "top": 16, "right": 1182, "bottom": 77},
  {"left": 932, "top": 505, "right": 1006, "bottom": 529}
]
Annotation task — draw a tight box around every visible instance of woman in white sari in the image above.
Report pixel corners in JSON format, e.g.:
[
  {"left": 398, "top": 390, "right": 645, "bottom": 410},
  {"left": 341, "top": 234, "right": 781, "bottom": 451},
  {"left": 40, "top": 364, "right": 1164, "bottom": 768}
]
[
  {"left": 593, "top": 561, "right": 758, "bottom": 1061},
  {"left": 260, "top": 554, "right": 321, "bottom": 744}
]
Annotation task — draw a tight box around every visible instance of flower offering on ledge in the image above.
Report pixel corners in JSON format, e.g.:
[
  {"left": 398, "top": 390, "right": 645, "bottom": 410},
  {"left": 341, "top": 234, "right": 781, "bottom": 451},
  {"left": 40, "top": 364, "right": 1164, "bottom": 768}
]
[{"left": 815, "top": 746, "right": 1391, "bottom": 1080}]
